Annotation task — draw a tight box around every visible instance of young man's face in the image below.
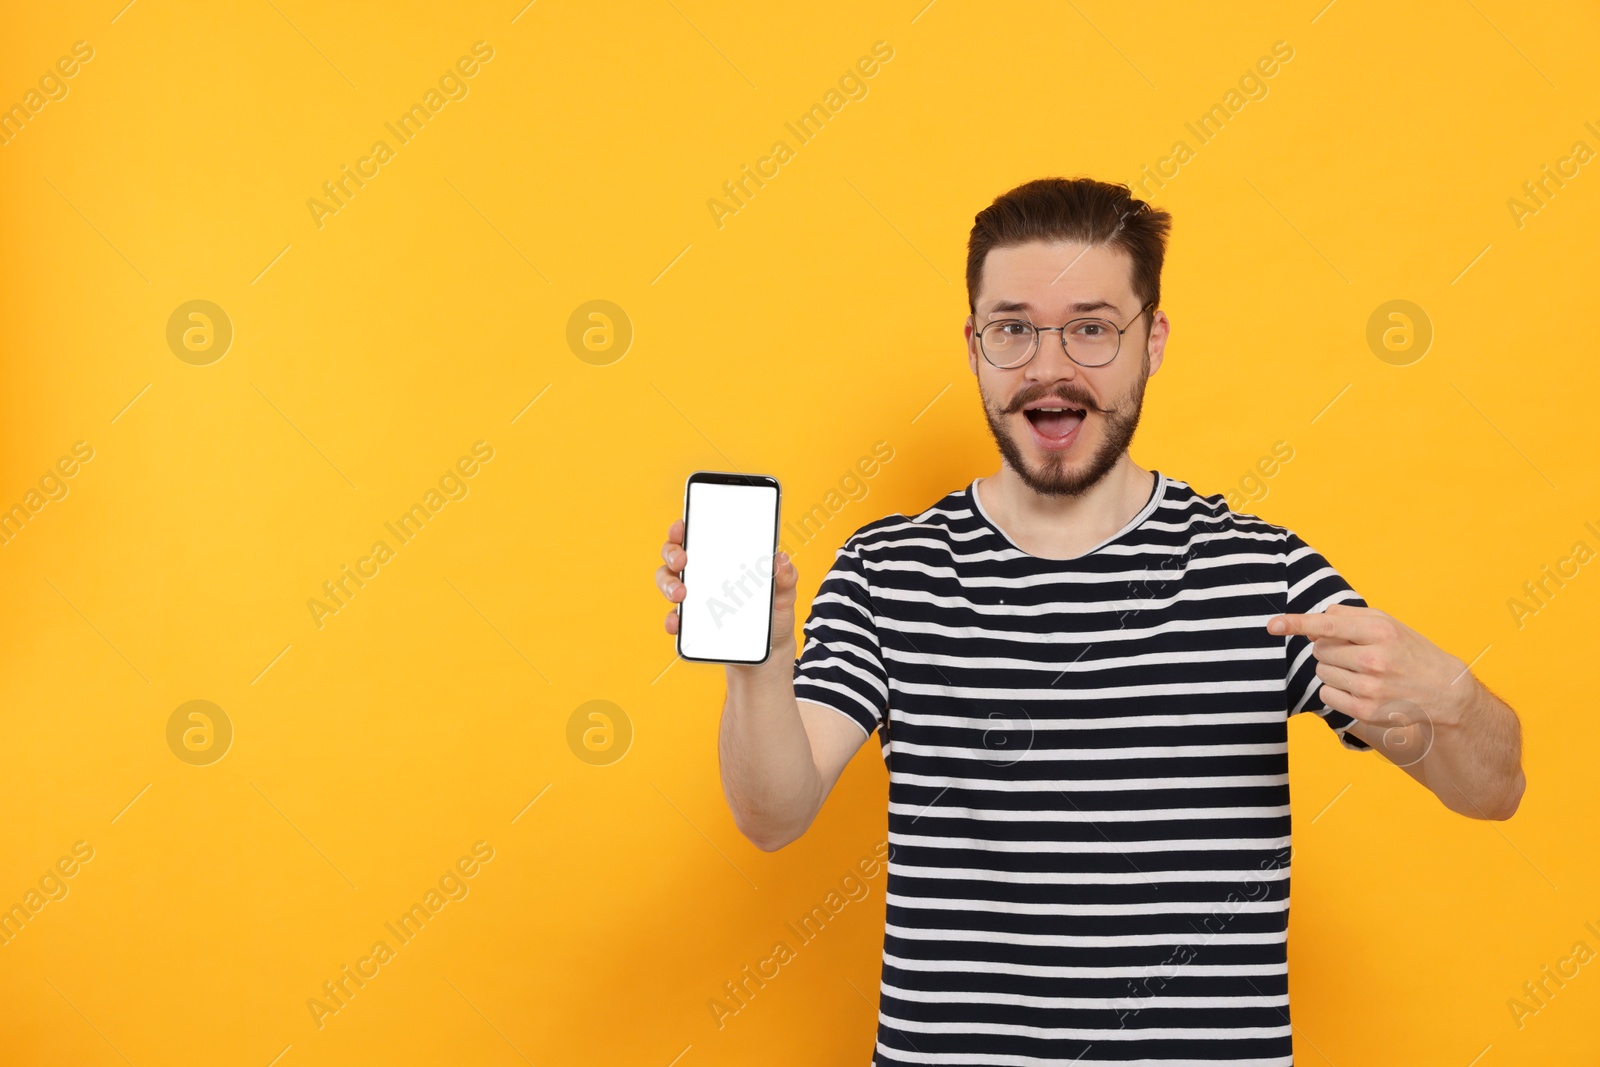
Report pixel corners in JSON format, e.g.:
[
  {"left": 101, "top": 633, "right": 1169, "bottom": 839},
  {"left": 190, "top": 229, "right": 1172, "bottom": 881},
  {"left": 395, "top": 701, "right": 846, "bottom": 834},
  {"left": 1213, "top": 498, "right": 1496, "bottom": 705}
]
[{"left": 965, "top": 240, "right": 1167, "bottom": 497}]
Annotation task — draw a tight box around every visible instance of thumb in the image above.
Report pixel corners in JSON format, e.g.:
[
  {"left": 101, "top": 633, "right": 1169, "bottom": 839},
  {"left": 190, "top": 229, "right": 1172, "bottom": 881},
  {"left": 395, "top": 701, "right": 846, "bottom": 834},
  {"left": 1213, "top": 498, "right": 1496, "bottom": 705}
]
[{"left": 770, "top": 551, "right": 799, "bottom": 647}]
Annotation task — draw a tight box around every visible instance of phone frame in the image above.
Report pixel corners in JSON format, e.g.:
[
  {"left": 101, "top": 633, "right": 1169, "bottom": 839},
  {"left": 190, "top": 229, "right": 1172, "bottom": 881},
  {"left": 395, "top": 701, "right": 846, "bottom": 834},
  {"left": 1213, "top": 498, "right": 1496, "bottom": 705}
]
[{"left": 676, "top": 470, "right": 782, "bottom": 665}]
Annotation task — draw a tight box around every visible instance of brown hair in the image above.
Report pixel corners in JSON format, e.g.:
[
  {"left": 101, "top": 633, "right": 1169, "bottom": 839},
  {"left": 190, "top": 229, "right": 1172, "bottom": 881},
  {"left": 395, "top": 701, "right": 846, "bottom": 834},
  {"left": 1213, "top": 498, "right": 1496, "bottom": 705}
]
[{"left": 966, "top": 177, "right": 1172, "bottom": 315}]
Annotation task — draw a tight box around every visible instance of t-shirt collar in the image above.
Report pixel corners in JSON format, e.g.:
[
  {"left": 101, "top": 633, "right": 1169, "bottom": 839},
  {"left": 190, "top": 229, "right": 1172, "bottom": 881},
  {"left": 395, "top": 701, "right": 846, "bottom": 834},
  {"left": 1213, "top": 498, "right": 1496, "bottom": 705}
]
[{"left": 967, "top": 470, "right": 1166, "bottom": 561}]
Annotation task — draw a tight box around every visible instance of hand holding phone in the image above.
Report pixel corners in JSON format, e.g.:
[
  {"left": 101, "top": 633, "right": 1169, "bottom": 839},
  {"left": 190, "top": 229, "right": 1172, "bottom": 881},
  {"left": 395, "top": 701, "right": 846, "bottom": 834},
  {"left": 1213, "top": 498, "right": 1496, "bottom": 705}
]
[{"left": 658, "top": 472, "right": 792, "bottom": 665}]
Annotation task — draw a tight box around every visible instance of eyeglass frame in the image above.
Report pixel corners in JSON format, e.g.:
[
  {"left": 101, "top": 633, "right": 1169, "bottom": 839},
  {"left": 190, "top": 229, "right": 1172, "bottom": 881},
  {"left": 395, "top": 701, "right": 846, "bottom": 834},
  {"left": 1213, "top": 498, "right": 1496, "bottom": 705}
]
[{"left": 973, "top": 299, "right": 1159, "bottom": 369}]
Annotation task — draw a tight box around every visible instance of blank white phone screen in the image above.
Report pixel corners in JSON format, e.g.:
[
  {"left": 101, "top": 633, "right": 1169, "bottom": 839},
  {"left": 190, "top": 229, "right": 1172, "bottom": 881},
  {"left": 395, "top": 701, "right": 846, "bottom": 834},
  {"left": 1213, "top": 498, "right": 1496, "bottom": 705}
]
[{"left": 681, "top": 481, "right": 779, "bottom": 662}]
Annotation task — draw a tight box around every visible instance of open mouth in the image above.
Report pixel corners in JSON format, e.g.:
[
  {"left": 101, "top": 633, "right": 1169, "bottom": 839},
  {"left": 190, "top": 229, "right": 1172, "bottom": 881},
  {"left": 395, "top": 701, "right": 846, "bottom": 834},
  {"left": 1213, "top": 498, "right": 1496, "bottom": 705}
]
[{"left": 1022, "top": 405, "right": 1087, "bottom": 442}]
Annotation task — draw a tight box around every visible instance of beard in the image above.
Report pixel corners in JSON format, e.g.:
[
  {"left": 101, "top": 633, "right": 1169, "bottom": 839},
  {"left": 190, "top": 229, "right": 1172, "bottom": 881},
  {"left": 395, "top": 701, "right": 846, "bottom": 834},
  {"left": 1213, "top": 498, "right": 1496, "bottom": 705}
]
[{"left": 980, "top": 351, "right": 1150, "bottom": 498}]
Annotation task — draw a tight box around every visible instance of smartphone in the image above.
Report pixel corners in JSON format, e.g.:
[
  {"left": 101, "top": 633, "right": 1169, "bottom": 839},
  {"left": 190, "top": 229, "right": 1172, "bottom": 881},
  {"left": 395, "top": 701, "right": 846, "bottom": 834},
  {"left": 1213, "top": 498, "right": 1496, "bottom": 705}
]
[{"left": 676, "top": 471, "right": 782, "bottom": 665}]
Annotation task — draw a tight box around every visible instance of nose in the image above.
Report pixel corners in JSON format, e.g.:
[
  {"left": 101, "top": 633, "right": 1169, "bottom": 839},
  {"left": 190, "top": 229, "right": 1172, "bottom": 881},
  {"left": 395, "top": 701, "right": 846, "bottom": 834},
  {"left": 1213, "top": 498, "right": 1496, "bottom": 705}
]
[{"left": 1027, "top": 326, "right": 1081, "bottom": 380}]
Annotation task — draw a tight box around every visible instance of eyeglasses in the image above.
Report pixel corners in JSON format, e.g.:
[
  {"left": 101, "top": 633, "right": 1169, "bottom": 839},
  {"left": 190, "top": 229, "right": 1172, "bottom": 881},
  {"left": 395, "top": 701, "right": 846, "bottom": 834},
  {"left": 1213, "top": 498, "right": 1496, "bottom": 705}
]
[{"left": 975, "top": 300, "right": 1157, "bottom": 369}]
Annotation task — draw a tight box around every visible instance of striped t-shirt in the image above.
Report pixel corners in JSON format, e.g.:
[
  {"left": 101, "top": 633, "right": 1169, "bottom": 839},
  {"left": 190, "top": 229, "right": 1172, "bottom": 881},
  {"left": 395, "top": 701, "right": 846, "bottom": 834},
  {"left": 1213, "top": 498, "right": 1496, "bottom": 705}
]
[{"left": 791, "top": 470, "right": 1372, "bottom": 1066}]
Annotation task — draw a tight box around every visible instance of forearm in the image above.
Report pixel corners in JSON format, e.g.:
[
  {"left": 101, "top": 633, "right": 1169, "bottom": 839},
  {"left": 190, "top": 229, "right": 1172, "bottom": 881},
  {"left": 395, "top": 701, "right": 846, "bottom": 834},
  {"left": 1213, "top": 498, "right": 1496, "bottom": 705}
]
[
  {"left": 1413, "top": 678, "right": 1525, "bottom": 820},
  {"left": 717, "top": 651, "right": 825, "bottom": 850}
]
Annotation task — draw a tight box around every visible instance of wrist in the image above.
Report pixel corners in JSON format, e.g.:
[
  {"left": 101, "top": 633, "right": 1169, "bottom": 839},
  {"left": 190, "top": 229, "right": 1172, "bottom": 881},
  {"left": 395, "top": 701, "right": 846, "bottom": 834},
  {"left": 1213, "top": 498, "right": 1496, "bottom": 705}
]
[
  {"left": 727, "top": 640, "right": 795, "bottom": 687},
  {"left": 1437, "top": 669, "right": 1486, "bottom": 730}
]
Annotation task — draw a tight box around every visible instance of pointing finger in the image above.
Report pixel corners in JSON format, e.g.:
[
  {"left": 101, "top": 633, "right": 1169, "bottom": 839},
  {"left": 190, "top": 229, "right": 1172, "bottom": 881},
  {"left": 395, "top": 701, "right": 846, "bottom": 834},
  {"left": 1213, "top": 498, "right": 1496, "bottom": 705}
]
[
  {"left": 1268, "top": 612, "right": 1349, "bottom": 639},
  {"left": 1269, "top": 608, "right": 1384, "bottom": 643}
]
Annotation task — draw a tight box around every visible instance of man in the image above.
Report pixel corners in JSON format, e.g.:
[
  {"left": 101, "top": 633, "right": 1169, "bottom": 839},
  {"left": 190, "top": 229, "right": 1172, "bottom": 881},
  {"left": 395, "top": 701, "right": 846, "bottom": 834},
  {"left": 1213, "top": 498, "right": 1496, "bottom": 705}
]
[{"left": 654, "top": 176, "right": 1525, "bottom": 1064}]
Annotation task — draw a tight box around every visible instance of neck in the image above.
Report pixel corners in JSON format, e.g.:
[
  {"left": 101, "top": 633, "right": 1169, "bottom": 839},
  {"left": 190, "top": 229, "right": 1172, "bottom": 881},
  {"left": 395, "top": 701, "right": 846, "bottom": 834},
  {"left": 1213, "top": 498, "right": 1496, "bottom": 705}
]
[{"left": 976, "top": 455, "right": 1155, "bottom": 560}]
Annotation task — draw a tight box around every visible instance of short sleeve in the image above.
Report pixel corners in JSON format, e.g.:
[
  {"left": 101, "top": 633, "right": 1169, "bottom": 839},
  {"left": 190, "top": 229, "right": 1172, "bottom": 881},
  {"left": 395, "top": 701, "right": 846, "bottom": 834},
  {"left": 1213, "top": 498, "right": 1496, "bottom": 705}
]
[
  {"left": 1283, "top": 530, "right": 1373, "bottom": 751},
  {"left": 791, "top": 540, "right": 889, "bottom": 739}
]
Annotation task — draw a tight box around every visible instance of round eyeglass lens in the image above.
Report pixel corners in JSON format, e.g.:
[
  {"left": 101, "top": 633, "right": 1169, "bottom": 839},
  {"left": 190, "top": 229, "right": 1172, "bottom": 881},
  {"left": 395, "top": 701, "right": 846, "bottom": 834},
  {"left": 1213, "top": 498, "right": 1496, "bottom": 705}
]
[
  {"left": 1067, "top": 319, "right": 1120, "bottom": 366},
  {"left": 979, "top": 320, "right": 1035, "bottom": 367}
]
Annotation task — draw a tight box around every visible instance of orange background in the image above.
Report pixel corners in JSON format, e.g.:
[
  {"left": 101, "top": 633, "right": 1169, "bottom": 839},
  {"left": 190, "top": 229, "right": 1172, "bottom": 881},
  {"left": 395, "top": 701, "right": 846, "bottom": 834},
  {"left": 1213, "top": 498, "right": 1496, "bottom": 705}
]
[{"left": 1, "top": 1, "right": 1596, "bottom": 1063}]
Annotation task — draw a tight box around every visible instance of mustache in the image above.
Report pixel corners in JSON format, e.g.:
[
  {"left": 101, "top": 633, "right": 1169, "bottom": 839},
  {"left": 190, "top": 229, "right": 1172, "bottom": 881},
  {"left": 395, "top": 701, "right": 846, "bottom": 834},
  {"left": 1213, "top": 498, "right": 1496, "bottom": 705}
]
[{"left": 1003, "top": 387, "right": 1105, "bottom": 416}]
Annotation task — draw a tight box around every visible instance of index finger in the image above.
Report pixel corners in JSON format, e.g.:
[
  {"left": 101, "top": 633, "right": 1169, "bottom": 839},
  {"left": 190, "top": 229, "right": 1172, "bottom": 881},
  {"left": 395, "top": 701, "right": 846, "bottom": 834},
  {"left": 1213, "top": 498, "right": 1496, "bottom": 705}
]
[{"left": 1267, "top": 610, "right": 1383, "bottom": 643}]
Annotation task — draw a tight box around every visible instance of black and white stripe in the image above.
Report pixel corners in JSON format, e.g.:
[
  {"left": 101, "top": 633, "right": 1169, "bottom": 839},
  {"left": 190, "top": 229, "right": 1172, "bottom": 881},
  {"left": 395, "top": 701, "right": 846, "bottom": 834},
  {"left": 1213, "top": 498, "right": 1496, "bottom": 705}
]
[{"left": 791, "top": 471, "right": 1370, "bottom": 1065}]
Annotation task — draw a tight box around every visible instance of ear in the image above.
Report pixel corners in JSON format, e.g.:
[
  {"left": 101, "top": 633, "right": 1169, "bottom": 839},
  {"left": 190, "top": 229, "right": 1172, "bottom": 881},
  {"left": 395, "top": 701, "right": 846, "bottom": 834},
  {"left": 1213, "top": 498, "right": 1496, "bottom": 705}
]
[
  {"left": 1145, "top": 310, "right": 1168, "bottom": 377},
  {"left": 965, "top": 316, "right": 980, "bottom": 376}
]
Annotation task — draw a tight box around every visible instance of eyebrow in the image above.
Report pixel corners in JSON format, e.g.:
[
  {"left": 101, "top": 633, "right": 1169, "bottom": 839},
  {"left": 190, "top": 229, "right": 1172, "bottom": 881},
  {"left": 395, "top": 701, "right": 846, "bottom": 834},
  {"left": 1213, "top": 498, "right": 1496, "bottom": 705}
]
[{"left": 984, "top": 299, "right": 1121, "bottom": 317}]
